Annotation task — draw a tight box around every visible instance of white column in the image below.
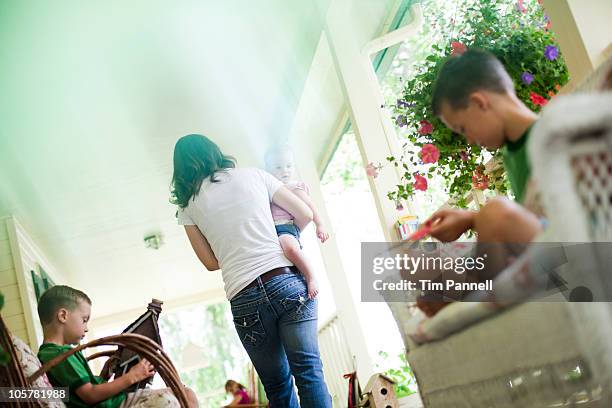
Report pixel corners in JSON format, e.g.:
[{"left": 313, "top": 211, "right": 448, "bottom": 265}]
[
  {"left": 286, "top": 27, "right": 376, "bottom": 381},
  {"left": 295, "top": 152, "right": 375, "bottom": 380},
  {"left": 324, "top": 0, "right": 411, "bottom": 242}
]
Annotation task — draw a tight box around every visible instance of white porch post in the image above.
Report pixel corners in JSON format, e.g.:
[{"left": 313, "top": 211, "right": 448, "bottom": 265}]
[
  {"left": 294, "top": 150, "right": 375, "bottom": 380},
  {"left": 288, "top": 29, "right": 379, "bottom": 382},
  {"left": 288, "top": 0, "right": 419, "bottom": 384},
  {"left": 324, "top": 0, "right": 410, "bottom": 242}
]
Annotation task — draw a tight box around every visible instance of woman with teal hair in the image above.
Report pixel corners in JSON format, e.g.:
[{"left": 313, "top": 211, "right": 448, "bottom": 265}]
[{"left": 171, "top": 134, "right": 332, "bottom": 408}]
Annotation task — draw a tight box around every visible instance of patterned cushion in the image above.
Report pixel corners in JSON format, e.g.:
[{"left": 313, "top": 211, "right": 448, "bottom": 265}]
[
  {"left": 11, "top": 335, "right": 67, "bottom": 408},
  {"left": 120, "top": 388, "right": 181, "bottom": 408}
]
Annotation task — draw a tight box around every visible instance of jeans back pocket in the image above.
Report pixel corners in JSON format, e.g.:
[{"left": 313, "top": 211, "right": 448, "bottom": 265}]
[
  {"left": 233, "top": 311, "right": 266, "bottom": 349},
  {"left": 281, "top": 292, "right": 316, "bottom": 322}
]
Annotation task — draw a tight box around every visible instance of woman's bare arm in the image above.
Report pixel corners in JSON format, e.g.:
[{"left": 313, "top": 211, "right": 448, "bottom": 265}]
[{"left": 184, "top": 225, "right": 220, "bottom": 271}]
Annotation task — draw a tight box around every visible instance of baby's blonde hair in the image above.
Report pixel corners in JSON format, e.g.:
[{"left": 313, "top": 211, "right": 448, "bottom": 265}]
[{"left": 264, "top": 144, "right": 293, "bottom": 170}]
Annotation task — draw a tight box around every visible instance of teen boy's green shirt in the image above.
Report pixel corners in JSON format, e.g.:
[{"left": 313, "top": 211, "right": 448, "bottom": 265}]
[
  {"left": 38, "top": 343, "right": 126, "bottom": 408},
  {"left": 502, "top": 125, "right": 533, "bottom": 203}
]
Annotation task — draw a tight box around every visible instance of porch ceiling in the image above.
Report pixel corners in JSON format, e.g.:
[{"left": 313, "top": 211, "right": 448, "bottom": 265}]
[{"left": 0, "top": 0, "right": 395, "bottom": 318}]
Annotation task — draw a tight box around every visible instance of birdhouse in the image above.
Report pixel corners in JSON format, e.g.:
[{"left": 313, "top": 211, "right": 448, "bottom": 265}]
[{"left": 360, "top": 373, "right": 398, "bottom": 408}]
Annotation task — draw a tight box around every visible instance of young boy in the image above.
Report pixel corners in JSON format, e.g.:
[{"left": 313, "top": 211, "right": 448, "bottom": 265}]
[
  {"left": 265, "top": 145, "right": 329, "bottom": 299},
  {"left": 425, "top": 49, "right": 542, "bottom": 243},
  {"left": 37, "top": 285, "right": 198, "bottom": 408}
]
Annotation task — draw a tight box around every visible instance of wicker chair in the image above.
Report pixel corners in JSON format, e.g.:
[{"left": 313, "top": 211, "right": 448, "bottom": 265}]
[
  {"left": 529, "top": 91, "right": 612, "bottom": 403},
  {"left": 0, "top": 314, "right": 190, "bottom": 407}
]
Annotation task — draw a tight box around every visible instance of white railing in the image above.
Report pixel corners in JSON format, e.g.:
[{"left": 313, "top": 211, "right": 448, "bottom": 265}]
[{"left": 318, "top": 313, "right": 354, "bottom": 408}]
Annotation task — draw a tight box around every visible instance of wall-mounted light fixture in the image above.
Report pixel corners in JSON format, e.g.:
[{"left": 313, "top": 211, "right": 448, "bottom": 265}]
[{"left": 144, "top": 233, "right": 163, "bottom": 250}]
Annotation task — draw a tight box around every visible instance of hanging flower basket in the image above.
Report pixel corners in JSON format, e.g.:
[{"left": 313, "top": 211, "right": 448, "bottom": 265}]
[{"left": 387, "top": 0, "right": 569, "bottom": 206}]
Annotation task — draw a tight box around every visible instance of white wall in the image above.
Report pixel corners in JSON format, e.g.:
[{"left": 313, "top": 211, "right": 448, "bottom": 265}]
[
  {"left": 0, "top": 217, "right": 29, "bottom": 343},
  {"left": 544, "top": 0, "right": 612, "bottom": 89},
  {"left": 567, "top": 0, "right": 612, "bottom": 66},
  {"left": 1, "top": 216, "right": 67, "bottom": 350}
]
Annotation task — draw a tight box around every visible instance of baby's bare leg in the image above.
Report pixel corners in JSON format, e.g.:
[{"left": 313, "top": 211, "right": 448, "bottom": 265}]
[{"left": 278, "top": 234, "right": 319, "bottom": 299}]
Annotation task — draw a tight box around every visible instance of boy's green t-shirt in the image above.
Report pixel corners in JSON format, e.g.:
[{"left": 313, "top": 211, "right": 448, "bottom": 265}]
[
  {"left": 502, "top": 125, "right": 533, "bottom": 203},
  {"left": 38, "top": 343, "right": 126, "bottom": 408}
]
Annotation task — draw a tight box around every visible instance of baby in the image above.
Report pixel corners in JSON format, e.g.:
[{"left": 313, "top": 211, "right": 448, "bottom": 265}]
[{"left": 265, "top": 145, "right": 329, "bottom": 299}]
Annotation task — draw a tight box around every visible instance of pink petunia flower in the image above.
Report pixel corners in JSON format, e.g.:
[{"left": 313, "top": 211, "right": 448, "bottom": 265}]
[
  {"left": 420, "top": 143, "right": 440, "bottom": 164},
  {"left": 530, "top": 91, "right": 548, "bottom": 107},
  {"left": 516, "top": 0, "right": 527, "bottom": 13},
  {"left": 451, "top": 41, "right": 467, "bottom": 56},
  {"left": 365, "top": 162, "right": 380, "bottom": 178},
  {"left": 418, "top": 120, "right": 434, "bottom": 135},
  {"left": 414, "top": 174, "right": 428, "bottom": 191},
  {"left": 472, "top": 171, "right": 489, "bottom": 190}
]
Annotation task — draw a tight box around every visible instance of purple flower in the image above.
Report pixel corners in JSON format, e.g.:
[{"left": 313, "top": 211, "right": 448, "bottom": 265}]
[
  {"left": 521, "top": 71, "right": 534, "bottom": 85},
  {"left": 544, "top": 45, "right": 558, "bottom": 61},
  {"left": 397, "top": 99, "right": 409, "bottom": 108},
  {"left": 395, "top": 115, "right": 407, "bottom": 127}
]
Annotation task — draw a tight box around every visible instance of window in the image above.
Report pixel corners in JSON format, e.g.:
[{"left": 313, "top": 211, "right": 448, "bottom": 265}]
[
  {"left": 320, "top": 129, "right": 404, "bottom": 367},
  {"left": 157, "top": 301, "right": 249, "bottom": 406},
  {"left": 89, "top": 301, "right": 250, "bottom": 407},
  {"left": 374, "top": 5, "right": 453, "bottom": 221}
]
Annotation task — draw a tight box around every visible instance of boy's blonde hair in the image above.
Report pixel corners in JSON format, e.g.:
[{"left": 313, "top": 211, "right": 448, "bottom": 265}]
[{"left": 37, "top": 285, "right": 91, "bottom": 325}]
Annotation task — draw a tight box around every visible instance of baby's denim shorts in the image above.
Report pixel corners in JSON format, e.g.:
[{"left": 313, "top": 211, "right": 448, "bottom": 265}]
[{"left": 275, "top": 223, "right": 301, "bottom": 242}]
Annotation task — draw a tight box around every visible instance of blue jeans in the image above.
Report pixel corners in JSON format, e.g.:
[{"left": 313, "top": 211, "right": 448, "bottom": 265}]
[{"left": 230, "top": 272, "right": 332, "bottom": 408}]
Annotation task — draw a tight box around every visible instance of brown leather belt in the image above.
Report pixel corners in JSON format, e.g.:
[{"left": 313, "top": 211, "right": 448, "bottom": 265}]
[{"left": 242, "top": 266, "right": 295, "bottom": 292}]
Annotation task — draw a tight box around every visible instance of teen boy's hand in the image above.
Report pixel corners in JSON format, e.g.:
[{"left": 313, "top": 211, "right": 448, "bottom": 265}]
[
  {"left": 127, "top": 358, "right": 156, "bottom": 384},
  {"left": 425, "top": 208, "right": 476, "bottom": 242}
]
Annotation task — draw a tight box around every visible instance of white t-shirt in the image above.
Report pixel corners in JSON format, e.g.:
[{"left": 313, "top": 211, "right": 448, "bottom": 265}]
[{"left": 177, "top": 167, "right": 292, "bottom": 300}]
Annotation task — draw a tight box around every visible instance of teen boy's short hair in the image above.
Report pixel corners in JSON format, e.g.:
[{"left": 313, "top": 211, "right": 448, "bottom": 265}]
[
  {"left": 37, "top": 285, "right": 91, "bottom": 325},
  {"left": 431, "top": 49, "right": 514, "bottom": 115}
]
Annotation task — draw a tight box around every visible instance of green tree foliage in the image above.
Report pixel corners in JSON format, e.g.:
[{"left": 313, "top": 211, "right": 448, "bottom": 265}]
[
  {"left": 158, "top": 302, "right": 249, "bottom": 406},
  {"left": 376, "top": 350, "right": 418, "bottom": 398},
  {"left": 321, "top": 130, "right": 371, "bottom": 191}
]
